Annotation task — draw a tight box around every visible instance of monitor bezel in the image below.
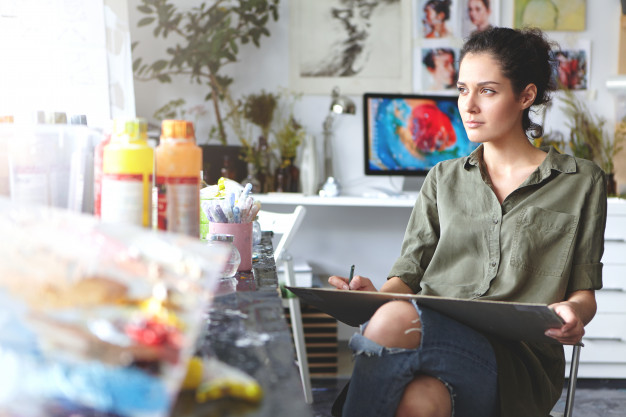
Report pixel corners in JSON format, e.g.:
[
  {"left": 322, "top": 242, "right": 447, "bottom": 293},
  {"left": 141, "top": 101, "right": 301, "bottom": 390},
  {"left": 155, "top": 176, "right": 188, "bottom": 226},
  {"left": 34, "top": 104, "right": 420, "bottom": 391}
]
[{"left": 363, "top": 92, "right": 465, "bottom": 177}]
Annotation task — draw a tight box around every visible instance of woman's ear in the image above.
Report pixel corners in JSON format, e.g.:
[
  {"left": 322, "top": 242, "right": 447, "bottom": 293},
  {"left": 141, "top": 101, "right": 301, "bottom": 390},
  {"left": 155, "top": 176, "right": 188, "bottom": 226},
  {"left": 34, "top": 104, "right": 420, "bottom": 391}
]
[{"left": 520, "top": 84, "right": 537, "bottom": 109}]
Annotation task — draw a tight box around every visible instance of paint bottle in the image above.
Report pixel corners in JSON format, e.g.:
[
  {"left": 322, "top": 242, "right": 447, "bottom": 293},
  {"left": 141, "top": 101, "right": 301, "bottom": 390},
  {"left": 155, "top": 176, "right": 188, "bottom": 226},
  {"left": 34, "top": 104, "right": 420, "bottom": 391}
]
[
  {"left": 155, "top": 119, "right": 202, "bottom": 237},
  {"left": 101, "top": 118, "right": 153, "bottom": 227}
]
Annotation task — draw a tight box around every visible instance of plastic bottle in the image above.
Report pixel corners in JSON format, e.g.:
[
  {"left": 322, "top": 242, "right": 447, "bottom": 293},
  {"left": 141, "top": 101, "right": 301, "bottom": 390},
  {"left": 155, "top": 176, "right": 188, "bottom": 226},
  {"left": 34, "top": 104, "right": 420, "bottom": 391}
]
[
  {"left": 101, "top": 118, "right": 153, "bottom": 227},
  {"left": 155, "top": 119, "right": 202, "bottom": 237}
]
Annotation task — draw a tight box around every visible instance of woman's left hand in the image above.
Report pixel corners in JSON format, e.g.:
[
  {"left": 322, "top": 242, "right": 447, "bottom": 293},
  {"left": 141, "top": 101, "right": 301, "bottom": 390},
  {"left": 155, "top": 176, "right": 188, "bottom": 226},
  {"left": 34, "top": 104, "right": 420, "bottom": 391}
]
[{"left": 545, "top": 301, "right": 585, "bottom": 345}]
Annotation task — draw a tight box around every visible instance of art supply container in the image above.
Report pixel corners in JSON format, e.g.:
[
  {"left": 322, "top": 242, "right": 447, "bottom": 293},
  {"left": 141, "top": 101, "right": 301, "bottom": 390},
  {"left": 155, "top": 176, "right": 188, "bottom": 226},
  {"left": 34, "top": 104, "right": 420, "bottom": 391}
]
[
  {"left": 101, "top": 118, "right": 153, "bottom": 227},
  {"left": 207, "top": 233, "right": 241, "bottom": 277},
  {"left": 2, "top": 123, "right": 100, "bottom": 211},
  {"left": 209, "top": 221, "right": 253, "bottom": 271},
  {"left": 155, "top": 120, "right": 202, "bottom": 237}
]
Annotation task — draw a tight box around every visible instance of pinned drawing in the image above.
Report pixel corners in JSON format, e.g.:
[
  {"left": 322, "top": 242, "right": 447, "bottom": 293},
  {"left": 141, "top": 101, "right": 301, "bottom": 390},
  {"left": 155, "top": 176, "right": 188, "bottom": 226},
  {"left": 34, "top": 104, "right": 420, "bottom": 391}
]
[{"left": 514, "top": 0, "right": 585, "bottom": 31}]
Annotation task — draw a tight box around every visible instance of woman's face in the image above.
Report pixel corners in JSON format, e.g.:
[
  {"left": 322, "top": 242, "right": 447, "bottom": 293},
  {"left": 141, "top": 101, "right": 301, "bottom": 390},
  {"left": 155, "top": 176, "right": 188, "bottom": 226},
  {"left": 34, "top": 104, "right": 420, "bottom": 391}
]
[
  {"left": 425, "top": 6, "right": 443, "bottom": 25},
  {"left": 468, "top": 0, "right": 490, "bottom": 30},
  {"left": 457, "top": 52, "right": 528, "bottom": 145}
]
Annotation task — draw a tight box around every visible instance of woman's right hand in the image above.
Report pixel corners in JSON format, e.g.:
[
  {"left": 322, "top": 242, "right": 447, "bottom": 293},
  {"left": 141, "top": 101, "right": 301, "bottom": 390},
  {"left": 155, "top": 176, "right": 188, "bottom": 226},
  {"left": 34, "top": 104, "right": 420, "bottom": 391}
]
[{"left": 328, "top": 274, "right": 377, "bottom": 292}]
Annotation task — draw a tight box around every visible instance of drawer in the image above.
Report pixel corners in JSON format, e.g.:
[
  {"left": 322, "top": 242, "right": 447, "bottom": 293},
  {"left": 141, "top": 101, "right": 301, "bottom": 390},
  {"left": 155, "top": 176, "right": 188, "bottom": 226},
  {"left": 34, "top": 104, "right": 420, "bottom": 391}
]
[
  {"left": 603, "top": 264, "right": 626, "bottom": 290},
  {"left": 596, "top": 290, "right": 626, "bottom": 313},
  {"left": 585, "top": 313, "right": 626, "bottom": 340},
  {"left": 602, "top": 241, "right": 626, "bottom": 264},
  {"left": 564, "top": 339, "right": 626, "bottom": 363}
]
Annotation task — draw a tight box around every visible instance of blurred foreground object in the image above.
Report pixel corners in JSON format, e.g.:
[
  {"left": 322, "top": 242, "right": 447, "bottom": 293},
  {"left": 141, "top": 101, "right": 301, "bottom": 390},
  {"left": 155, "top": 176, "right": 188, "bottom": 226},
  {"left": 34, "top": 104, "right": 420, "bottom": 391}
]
[
  {"left": 183, "top": 356, "right": 263, "bottom": 404},
  {"left": 0, "top": 197, "right": 228, "bottom": 417}
]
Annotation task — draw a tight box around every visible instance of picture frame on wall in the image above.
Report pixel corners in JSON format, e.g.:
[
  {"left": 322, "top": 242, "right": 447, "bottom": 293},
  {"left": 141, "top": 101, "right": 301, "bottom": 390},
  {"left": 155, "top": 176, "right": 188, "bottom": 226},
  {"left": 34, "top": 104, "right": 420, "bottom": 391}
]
[
  {"left": 415, "top": 0, "right": 459, "bottom": 40},
  {"left": 551, "top": 39, "right": 591, "bottom": 91},
  {"left": 289, "top": 0, "right": 412, "bottom": 95},
  {"left": 513, "top": 0, "right": 586, "bottom": 31},
  {"left": 414, "top": 43, "right": 460, "bottom": 93},
  {"left": 460, "top": 0, "right": 501, "bottom": 39}
]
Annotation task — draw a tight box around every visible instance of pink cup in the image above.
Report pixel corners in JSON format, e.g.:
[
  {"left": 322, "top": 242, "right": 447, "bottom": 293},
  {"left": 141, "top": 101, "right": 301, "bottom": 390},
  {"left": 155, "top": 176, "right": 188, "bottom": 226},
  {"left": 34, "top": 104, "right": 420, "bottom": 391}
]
[{"left": 208, "top": 221, "right": 253, "bottom": 271}]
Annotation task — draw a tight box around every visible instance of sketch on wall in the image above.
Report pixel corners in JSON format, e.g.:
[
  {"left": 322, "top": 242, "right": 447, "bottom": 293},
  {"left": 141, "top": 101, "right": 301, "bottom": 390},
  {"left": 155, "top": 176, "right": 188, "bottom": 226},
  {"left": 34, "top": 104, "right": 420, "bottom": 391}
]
[
  {"left": 514, "top": 0, "right": 585, "bottom": 31},
  {"left": 289, "top": 0, "right": 411, "bottom": 95}
]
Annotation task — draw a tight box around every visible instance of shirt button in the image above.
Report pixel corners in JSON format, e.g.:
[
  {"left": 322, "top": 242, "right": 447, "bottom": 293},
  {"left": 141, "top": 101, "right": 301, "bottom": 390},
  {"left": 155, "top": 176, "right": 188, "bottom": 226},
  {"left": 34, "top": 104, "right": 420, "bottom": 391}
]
[
  {"left": 491, "top": 262, "right": 497, "bottom": 267},
  {"left": 493, "top": 219, "right": 499, "bottom": 224}
]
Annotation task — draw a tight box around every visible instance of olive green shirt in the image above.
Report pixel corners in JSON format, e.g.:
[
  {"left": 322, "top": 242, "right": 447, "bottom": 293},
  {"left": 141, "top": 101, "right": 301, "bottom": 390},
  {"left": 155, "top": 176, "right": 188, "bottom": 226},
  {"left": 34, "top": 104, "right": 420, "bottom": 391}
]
[{"left": 388, "top": 145, "right": 607, "bottom": 416}]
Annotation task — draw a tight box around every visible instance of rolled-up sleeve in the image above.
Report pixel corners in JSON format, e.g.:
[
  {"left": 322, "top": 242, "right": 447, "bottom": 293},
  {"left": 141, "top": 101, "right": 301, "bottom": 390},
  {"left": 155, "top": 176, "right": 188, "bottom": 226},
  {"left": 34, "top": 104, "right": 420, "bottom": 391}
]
[
  {"left": 388, "top": 168, "right": 441, "bottom": 293},
  {"left": 567, "top": 170, "right": 607, "bottom": 293}
]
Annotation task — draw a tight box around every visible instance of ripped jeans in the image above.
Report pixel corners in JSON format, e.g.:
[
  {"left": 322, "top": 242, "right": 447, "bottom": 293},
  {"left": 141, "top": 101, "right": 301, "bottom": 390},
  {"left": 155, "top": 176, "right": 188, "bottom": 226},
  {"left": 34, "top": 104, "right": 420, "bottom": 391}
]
[{"left": 341, "top": 302, "right": 498, "bottom": 417}]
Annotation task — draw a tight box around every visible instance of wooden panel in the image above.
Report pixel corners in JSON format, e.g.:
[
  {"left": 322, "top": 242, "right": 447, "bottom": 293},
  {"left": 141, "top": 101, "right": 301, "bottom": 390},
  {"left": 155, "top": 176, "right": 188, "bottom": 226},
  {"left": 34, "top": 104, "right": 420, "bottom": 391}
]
[{"left": 620, "top": 15, "right": 626, "bottom": 75}]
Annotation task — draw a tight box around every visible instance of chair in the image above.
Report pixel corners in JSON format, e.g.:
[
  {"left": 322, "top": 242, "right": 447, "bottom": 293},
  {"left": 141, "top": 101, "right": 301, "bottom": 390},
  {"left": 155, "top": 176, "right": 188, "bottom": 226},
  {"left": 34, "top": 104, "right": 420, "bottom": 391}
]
[
  {"left": 256, "top": 205, "right": 313, "bottom": 404},
  {"left": 551, "top": 343, "right": 583, "bottom": 417}
]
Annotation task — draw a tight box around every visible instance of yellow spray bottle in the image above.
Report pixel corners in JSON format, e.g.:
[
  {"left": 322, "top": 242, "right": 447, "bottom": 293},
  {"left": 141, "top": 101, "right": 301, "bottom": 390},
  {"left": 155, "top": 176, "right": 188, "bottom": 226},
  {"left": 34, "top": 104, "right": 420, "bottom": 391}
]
[{"left": 101, "top": 118, "right": 153, "bottom": 227}]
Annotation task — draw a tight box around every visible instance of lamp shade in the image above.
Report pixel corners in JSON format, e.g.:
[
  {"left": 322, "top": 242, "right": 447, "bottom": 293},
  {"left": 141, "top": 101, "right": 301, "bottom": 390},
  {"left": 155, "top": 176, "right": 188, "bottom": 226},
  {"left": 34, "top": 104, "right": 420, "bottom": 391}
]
[{"left": 329, "top": 87, "right": 356, "bottom": 115}]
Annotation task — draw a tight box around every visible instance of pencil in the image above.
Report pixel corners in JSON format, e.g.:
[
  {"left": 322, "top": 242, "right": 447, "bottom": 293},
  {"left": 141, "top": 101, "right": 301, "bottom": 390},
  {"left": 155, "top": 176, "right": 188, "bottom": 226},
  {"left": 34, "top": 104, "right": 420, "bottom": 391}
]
[{"left": 349, "top": 264, "right": 355, "bottom": 283}]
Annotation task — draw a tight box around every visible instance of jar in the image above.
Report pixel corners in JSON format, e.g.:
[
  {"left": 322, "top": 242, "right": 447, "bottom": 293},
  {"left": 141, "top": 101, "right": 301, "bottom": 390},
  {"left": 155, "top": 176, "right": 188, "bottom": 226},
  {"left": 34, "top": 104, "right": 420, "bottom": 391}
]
[{"left": 207, "top": 233, "right": 241, "bottom": 277}]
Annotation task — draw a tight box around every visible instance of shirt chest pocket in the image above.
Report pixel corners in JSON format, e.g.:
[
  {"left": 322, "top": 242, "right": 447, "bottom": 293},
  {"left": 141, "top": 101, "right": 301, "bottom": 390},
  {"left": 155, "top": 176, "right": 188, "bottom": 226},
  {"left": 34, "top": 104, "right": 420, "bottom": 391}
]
[{"left": 510, "top": 206, "right": 579, "bottom": 277}]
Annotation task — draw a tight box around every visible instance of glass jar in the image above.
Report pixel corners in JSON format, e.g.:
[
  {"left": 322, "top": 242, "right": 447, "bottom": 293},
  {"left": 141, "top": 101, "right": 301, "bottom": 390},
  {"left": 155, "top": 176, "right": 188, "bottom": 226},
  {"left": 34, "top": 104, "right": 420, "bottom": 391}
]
[{"left": 207, "top": 233, "right": 240, "bottom": 277}]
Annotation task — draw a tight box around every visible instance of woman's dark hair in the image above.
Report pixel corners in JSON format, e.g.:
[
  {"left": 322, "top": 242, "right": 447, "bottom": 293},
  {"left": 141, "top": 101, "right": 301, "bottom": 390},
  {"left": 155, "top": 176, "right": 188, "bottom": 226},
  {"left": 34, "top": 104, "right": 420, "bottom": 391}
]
[
  {"left": 459, "top": 27, "right": 557, "bottom": 138},
  {"left": 425, "top": 0, "right": 451, "bottom": 20},
  {"left": 474, "top": 0, "right": 490, "bottom": 9}
]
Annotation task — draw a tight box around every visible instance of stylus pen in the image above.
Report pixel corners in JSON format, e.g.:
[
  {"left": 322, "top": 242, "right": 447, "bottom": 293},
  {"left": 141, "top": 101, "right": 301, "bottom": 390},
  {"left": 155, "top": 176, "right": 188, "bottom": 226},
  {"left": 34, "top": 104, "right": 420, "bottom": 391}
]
[{"left": 349, "top": 264, "right": 355, "bottom": 285}]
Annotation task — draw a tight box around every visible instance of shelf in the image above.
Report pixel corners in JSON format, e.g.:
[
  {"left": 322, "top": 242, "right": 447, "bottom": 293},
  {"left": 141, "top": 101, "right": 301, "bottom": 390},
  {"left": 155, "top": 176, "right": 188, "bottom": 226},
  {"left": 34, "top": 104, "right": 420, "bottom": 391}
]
[{"left": 256, "top": 192, "right": 417, "bottom": 208}]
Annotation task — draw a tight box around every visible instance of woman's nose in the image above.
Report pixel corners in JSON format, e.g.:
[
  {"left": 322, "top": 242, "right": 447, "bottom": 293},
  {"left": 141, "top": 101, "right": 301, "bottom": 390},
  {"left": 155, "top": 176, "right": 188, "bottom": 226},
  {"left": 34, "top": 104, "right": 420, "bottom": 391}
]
[{"left": 461, "top": 93, "right": 478, "bottom": 113}]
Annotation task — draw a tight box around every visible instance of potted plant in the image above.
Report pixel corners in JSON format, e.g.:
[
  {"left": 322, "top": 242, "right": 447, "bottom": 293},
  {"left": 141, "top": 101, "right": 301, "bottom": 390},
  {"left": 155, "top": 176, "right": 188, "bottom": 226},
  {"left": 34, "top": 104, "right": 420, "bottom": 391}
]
[
  {"left": 132, "top": 0, "right": 280, "bottom": 145},
  {"left": 559, "top": 88, "right": 624, "bottom": 195}
]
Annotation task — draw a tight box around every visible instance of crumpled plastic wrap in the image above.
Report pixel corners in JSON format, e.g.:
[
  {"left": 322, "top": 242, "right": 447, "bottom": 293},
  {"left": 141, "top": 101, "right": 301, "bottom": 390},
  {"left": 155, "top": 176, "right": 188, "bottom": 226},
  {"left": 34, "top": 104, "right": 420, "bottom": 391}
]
[{"left": 0, "top": 197, "right": 229, "bottom": 417}]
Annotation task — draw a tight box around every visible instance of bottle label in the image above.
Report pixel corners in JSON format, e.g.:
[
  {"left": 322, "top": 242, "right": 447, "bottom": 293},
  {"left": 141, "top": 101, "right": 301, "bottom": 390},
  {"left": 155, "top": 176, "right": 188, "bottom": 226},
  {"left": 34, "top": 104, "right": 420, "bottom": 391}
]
[
  {"left": 156, "top": 176, "right": 199, "bottom": 236},
  {"left": 9, "top": 165, "right": 50, "bottom": 206},
  {"left": 101, "top": 173, "right": 150, "bottom": 226}
]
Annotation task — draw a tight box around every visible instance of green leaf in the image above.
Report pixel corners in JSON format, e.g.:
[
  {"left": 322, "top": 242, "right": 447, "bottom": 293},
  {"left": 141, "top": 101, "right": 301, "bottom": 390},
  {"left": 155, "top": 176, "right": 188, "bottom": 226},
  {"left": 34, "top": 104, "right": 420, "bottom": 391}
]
[
  {"left": 132, "top": 58, "right": 142, "bottom": 72},
  {"left": 157, "top": 74, "right": 172, "bottom": 83},
  {"left": 138, "top": 16, "right": 155, "bottom": 27},
  {"left": 137, "top": 5, "right": 152, "bottom": 14},
  {"left": 152, "top": 60, "right": 168, "bottom": 71}
]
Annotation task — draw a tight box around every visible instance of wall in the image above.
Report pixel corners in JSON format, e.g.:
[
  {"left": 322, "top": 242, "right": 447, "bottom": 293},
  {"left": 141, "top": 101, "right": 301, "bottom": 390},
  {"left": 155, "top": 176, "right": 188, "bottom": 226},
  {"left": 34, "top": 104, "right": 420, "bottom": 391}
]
[{"left": 129, "top": 0, "right": 625, "bottom": 194}]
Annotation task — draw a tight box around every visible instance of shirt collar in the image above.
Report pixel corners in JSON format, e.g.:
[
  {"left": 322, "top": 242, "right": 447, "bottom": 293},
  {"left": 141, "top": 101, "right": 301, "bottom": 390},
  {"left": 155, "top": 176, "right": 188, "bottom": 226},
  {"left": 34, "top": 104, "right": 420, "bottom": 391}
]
[{"left": 464, "top": 144, "right": 577, "bottom": 182}]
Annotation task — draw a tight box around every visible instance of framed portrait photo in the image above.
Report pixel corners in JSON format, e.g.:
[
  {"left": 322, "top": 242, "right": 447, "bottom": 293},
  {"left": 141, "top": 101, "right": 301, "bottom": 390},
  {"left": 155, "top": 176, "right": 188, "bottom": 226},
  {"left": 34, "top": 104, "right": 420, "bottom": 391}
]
[
  {"left": 551, "top": 40, "right": 591, "bottom": 91},
  {"left": 414, "top": 43, "right": 460, "bottom": 93},
  {"left": 460, "top": 0, "right": 501, "bottom": 39},
  {"left": 414, "top": 0, "right": 460, "bottom": 40},
  {"left": 289, "top": 0, "right": 412, "bottom": 95}
]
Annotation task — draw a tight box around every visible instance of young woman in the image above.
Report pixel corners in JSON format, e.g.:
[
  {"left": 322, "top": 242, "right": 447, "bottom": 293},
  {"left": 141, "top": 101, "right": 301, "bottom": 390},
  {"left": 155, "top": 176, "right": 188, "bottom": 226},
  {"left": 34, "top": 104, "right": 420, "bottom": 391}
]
[{"left": 329, "top": 27, "right": 606, "bottom": 417}]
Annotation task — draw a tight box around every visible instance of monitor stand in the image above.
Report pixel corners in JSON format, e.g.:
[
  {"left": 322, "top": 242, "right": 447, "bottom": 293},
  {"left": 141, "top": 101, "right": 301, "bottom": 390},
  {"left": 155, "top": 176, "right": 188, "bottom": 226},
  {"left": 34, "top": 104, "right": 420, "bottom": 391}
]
[
  {"left": 364, "top": 176, "right": 424, "bottom": 199},
  {"left": 401, "top": 176, "right": 425, "bottom": 195}
]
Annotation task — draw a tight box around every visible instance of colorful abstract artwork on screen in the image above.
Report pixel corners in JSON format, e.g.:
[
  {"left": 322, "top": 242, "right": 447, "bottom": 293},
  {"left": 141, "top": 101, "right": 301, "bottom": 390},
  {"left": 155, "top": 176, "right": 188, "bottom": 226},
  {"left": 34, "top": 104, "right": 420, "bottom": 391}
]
[{"left": 367, "top": 97, "right": 476, "bottom": 173}]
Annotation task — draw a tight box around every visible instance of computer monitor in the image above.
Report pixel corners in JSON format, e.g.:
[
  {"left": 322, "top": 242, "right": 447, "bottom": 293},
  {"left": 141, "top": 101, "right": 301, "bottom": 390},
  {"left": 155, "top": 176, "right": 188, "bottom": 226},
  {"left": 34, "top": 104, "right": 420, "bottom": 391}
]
[{"left": 363, "top": 92, "right": 477, "bottom": 191}]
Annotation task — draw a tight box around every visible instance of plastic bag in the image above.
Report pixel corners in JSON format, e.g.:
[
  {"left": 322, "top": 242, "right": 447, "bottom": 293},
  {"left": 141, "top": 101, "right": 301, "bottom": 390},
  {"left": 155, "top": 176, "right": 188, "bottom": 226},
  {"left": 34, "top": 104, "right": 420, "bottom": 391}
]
[{"left": 0, "top": 197, "right": 229, "bottom": 417}]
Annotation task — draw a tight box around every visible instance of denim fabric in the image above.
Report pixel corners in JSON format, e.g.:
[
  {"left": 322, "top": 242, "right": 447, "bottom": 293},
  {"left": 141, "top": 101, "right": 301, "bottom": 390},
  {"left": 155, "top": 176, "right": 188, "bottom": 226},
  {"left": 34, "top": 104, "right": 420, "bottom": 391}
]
[{"left": 341, "top": 303, "right": 498, "bottom": 417}]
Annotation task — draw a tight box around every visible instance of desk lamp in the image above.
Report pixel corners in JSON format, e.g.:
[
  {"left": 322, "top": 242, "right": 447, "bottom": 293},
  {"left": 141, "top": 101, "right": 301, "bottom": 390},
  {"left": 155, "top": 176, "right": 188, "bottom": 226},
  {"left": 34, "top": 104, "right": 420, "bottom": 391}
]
[{"left": 319, "top": 87, "right": 356, "bottom": 197}]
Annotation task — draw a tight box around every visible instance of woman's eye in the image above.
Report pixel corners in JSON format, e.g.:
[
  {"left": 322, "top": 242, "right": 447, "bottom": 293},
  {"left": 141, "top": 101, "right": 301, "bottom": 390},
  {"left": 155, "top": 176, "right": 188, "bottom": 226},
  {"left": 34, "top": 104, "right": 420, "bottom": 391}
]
[{"left": 457, "top": 86, "right": 467, "bottom": 93}]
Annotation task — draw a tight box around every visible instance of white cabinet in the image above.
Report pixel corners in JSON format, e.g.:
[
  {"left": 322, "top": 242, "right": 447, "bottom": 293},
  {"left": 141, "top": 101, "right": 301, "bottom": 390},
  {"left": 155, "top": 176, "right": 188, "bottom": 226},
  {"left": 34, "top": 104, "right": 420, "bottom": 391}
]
[{"left": 565, "top": 198, "right": 626, "bottom": 378}]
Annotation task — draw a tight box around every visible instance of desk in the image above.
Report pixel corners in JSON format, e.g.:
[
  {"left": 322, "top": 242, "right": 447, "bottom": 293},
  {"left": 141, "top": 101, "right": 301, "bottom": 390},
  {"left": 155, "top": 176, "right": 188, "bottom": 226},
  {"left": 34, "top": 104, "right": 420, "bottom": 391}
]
[
  {"left": 172, "top": 233, "right": 312, "bottom": 417},
  {"left": 255, "top": 193, "right": 416, "bottom": 294}
]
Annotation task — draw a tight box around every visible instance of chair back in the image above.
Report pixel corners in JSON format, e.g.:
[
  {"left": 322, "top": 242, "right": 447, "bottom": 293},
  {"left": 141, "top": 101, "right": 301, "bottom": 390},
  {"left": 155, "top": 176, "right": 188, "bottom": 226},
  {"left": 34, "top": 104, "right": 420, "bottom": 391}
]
[{"left": 256, "top": 205, "right": 306, "bottom": 262}]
